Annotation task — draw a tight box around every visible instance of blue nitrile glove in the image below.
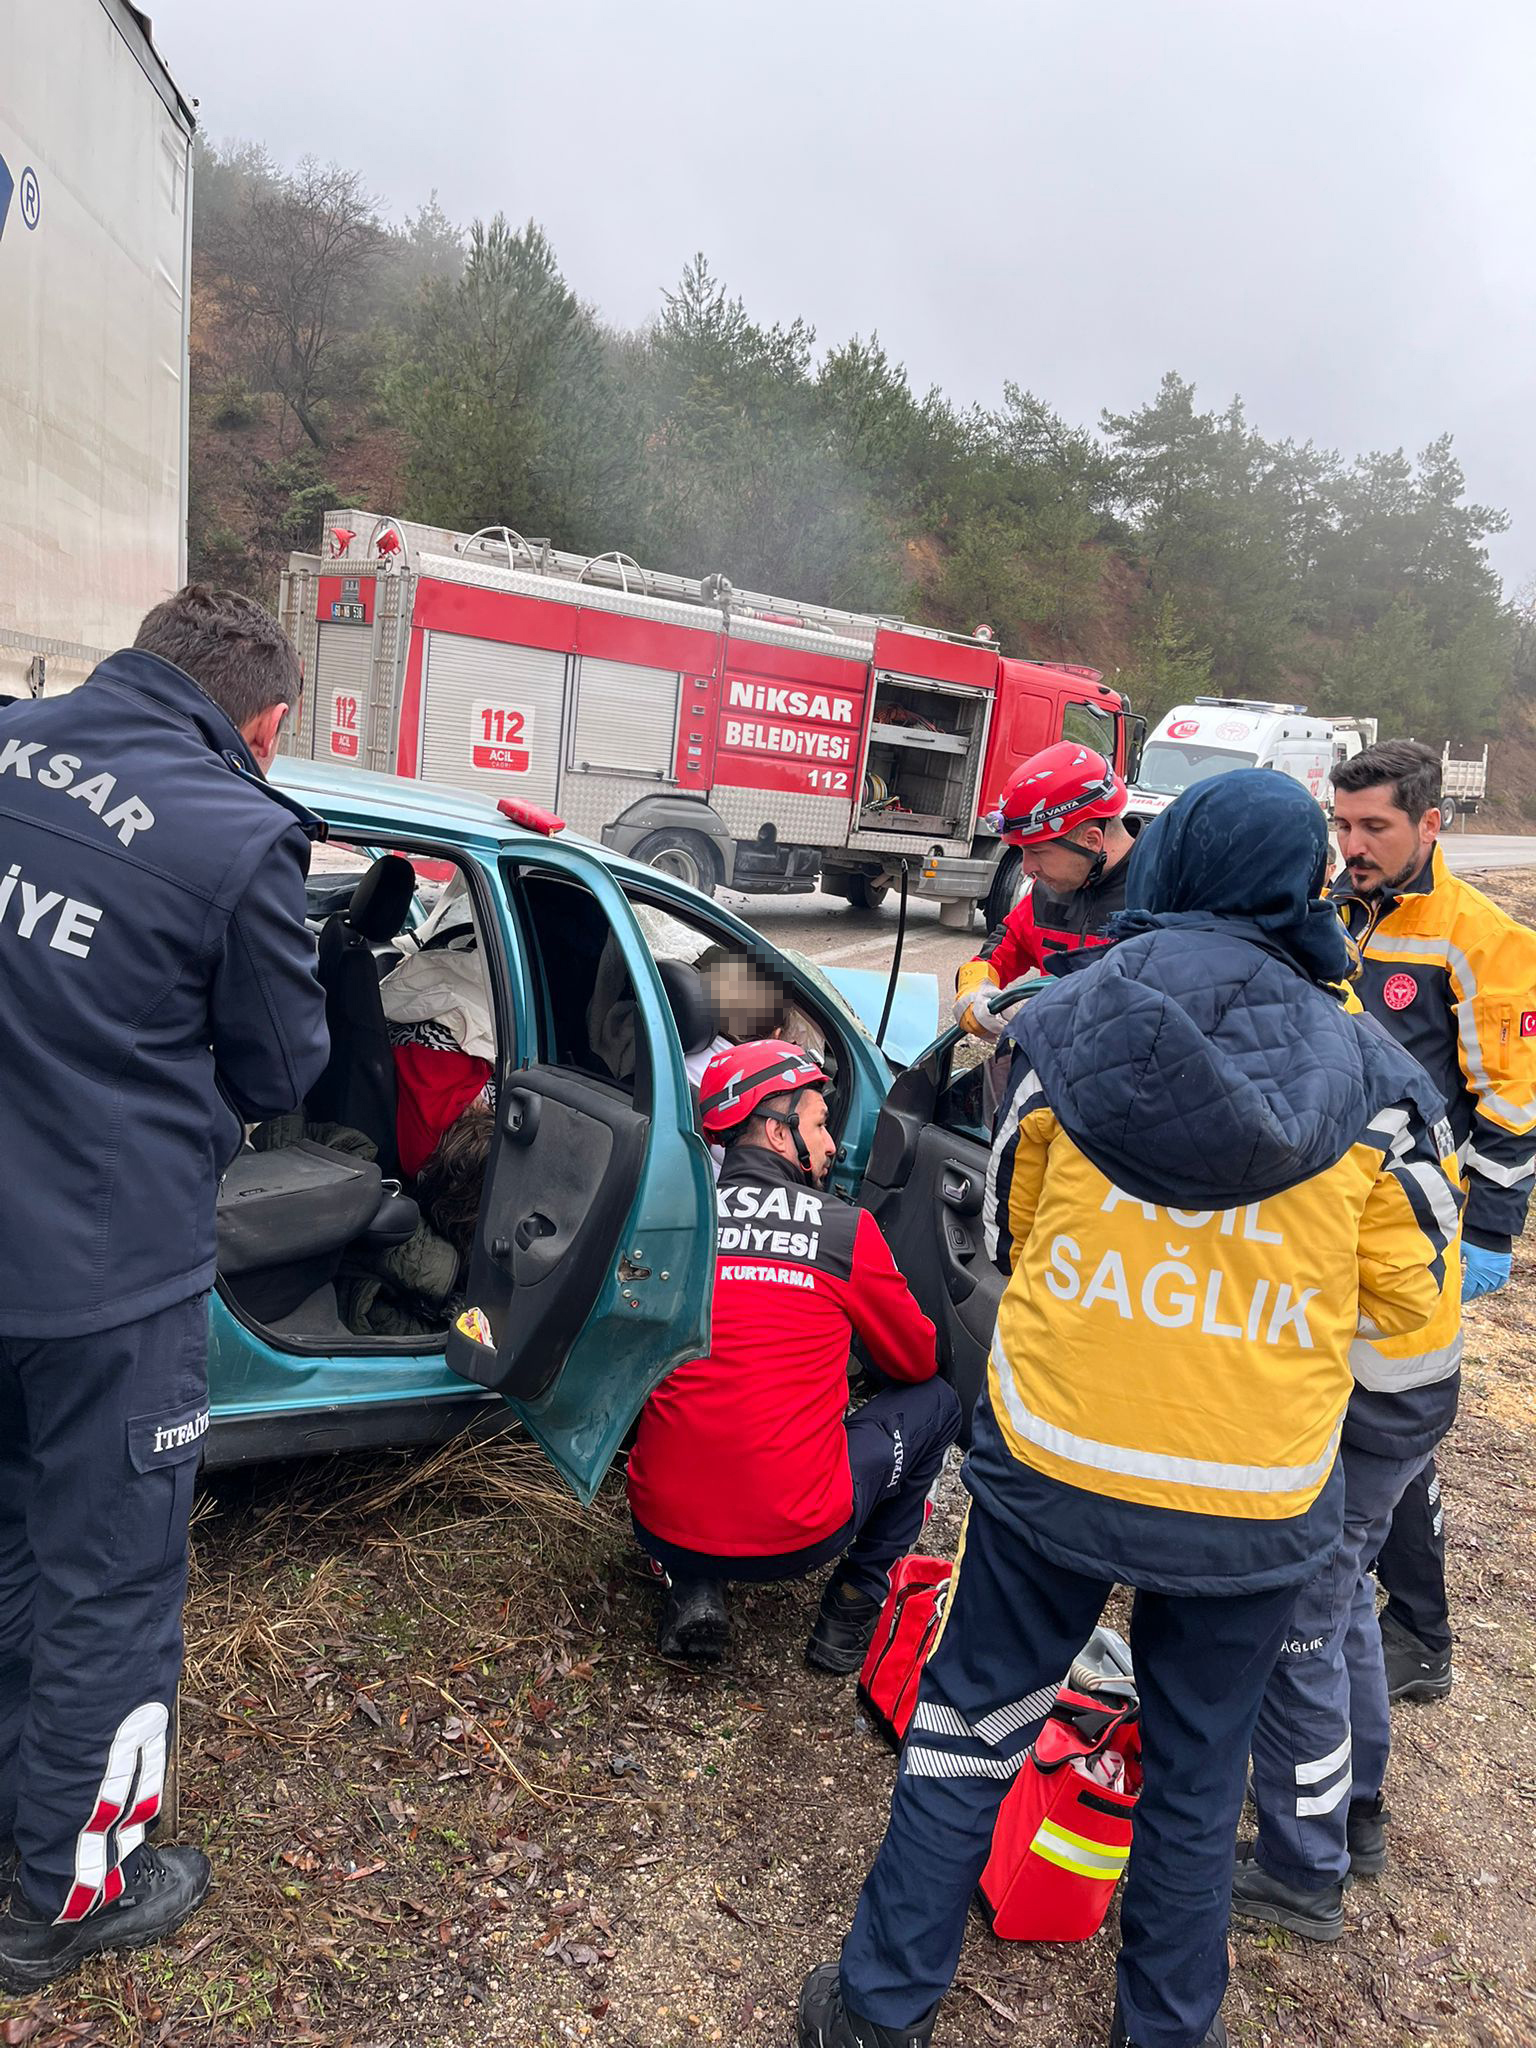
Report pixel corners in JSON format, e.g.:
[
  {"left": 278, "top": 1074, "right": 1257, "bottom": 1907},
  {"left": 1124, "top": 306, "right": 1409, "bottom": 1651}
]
[{"left": 1461, "top": 1244, "right": 1511, "bottom": 1302}]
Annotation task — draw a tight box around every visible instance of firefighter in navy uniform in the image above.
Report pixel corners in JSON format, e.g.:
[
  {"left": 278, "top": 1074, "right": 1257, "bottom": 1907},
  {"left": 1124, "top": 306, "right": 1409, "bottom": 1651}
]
[
  {"left": 954, "top": 742, "right": 1137, "bottom": 1037},
  {"left": 0, "top": 588, "right": 329, "bottom": 1992},
  {"left": 626, "top": 1041, "right": 962, "bottom": 1669}
]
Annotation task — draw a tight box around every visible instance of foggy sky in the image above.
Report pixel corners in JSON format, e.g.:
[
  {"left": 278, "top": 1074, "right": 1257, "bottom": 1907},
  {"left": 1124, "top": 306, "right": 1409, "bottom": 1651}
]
[{"left": 147, "top": 0, "right": 1536, "bottom": 587}]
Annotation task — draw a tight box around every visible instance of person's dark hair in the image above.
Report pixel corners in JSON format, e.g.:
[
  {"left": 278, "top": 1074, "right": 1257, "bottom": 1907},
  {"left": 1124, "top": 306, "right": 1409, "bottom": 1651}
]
[
  {"left": 134, "top": 584, "right": 302, "bottom": 733},
  {"left": 417, "top": 1104, "right": 494, "bottom": 1263},
  {"left": 1330, "top": 739, "right": 1441, "bottom": 822}
]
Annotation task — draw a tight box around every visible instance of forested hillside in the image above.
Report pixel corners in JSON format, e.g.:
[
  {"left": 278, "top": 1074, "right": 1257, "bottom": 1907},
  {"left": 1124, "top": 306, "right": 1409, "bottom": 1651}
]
[{"left": 188, "top": 140, "right": 1526, "bottom": 751}]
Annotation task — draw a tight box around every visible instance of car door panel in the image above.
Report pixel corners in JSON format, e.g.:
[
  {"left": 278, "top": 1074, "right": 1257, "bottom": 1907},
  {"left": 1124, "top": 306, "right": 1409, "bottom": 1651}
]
[
  {"left": 446, "top": 847, "right": 715, "bottom": 1503},
  {"left": 860, "top": 1035, "right": 1005, "bottom": 1441}
]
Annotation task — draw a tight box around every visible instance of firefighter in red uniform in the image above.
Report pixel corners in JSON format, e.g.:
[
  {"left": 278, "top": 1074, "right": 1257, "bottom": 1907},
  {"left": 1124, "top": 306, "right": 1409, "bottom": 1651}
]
[
  {"left": 955, "top": 742, "right": 1137, "bottom": 1037},
  {"left": 626, "top": 1042, "right": 962, "bottom": 1668}
]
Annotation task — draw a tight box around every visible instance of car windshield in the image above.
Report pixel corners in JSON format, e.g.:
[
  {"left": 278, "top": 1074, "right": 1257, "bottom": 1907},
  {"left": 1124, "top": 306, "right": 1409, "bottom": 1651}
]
[{"left": 1137, "top": 740, "right": 1258, "bottom": 797}]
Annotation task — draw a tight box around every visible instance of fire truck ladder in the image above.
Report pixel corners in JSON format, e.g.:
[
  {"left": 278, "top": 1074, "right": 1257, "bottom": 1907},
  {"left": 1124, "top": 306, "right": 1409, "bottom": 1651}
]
[{"left": 327, "top": 509, "right": 986, "bottom": 654}]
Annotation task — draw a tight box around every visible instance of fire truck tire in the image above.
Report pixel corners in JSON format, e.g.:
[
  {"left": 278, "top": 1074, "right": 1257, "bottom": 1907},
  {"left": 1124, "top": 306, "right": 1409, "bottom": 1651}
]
[
  {"left": 982, "top": 849, "right": 1024, "bottom": 929},
  {"left": 823, "top": 872, "right": 889, "bottom": 909},
  {"left": 632, "top": 829, "right": 719, "bottom": 897},
  {"left": 845, "top": 875, "right": 890, "bottom": 909}
]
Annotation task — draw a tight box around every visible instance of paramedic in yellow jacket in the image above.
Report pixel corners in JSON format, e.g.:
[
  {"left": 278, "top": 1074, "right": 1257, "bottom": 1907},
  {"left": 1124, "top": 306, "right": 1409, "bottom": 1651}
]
[
  {"left": 799, "top": 771, "right": 1459, "bottom": 2048},
  {"left": 1325, "top": 738, "right": 1536, "bottom": 1703}
]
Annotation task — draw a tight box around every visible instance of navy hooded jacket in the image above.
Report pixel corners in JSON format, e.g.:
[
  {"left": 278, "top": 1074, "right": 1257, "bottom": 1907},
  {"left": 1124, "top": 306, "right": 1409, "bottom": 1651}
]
[{"left": 0, "top": 651, "right": 330, "bottom": 1336}]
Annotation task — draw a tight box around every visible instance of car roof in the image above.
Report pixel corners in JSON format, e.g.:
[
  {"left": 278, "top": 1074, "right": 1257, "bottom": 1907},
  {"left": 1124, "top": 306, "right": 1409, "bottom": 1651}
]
[{"left": 273, "top": 756, "right": 663, "bottom": 890}]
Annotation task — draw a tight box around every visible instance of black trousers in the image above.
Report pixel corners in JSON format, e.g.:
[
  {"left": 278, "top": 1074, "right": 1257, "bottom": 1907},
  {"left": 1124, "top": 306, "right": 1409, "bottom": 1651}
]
[
  {"left": 644, "top": 1375, "right": 962, "bottom": 1598},
  {"left": 0, "top": 1296, "right": 208, "bottom": 1919},
  {"left": 1374, "top": 1457, "right": 1450, "bottom": 1655}
]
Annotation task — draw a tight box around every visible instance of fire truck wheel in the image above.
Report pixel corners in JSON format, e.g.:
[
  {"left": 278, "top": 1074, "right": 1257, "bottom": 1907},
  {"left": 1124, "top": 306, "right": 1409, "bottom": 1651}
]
[
  {"left": 844, "top": 874, "right": 890, "bottom": 910},
  {"left": 632, "top": 830, "right": 719, "bottom": 897},
  {"left": 822, "top": 872, "right": 889, "bottom": 909},
  {"left": 983, "top": 849, "right": 1024, "bottom": 928}
]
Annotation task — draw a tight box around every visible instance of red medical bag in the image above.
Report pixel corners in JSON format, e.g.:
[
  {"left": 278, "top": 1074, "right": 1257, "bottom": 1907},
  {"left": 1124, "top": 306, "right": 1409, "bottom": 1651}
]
[
  {"left": 978, "top": 1688, "right": 1142, "bottom": 1942},
  {"left": 856, "top": 1554, "right": 953, "bottom": 1747}
]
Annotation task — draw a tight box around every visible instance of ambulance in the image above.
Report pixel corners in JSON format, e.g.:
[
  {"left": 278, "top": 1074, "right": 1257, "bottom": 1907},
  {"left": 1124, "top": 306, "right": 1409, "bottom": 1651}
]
[{"left": 1129, "top": 699, "right": 1370, "bottom": 818}]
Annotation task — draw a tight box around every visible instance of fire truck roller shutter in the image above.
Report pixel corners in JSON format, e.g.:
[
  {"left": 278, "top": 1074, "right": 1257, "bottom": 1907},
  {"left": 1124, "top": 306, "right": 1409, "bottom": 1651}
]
[
  {"left": 570, "top": 657, "right": 681, "bottom": 777},
  {"left": 419, "top": 633, "right": 567, "bottom": 806},
  {"left": 313, "top": 623, "right": 375, "bottom": 766}
]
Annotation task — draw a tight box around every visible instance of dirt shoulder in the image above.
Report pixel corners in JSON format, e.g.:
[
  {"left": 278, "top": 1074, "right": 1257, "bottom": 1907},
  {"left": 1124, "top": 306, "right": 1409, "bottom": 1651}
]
[{"left": 6, "top": 882, "right": 1536, "bottom": 2048}]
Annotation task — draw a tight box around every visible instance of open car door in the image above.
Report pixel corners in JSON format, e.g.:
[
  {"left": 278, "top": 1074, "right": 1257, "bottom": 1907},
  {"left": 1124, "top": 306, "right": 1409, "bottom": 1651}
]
[
  {"left": 858, "top": 1021, "right": 1015, "bottom": 1441},
  {"left": 446, "top": 845, "right": 715, "bottom": 1503}
]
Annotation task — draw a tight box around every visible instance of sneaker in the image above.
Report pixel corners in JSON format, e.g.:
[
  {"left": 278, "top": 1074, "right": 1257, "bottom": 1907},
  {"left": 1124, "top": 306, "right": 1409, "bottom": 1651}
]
[
  {"left": 1381, "top": 1613, "right": 1453, "bottom": 1702},
  {"left": 1109, "top": 2009, "right": 1228, "bottom": 2047},
  {"left": 1347, "top": 1794, "right": 1390, "bottom": 1878},
  {"left": 1229, "top": 1843, "right": 1345, "bottom": 1942},
  {"left": 796, "top": 1961, "right": 936, "bottom": 2048},
  {"left": 806, "top": 1582, "right": 884, "bottom": 1675},
  {"left": 0, "top": 1844, "right": 211, "bottom": 1994},
  {"left": 657, "top": 1577, "right": 729, "bottom": 1663}
]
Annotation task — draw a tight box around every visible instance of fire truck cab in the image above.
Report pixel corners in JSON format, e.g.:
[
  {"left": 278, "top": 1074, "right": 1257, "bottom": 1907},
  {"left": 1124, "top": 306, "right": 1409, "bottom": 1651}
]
[{"left": 281, "top": 514, "right": 1135, "bottom": 929}]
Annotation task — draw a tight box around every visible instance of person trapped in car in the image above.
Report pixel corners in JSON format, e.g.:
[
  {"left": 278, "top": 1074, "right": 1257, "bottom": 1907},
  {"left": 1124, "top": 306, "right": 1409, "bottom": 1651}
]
[{"left": 0, "top": 587, "right": 329, "bottom": 1991}]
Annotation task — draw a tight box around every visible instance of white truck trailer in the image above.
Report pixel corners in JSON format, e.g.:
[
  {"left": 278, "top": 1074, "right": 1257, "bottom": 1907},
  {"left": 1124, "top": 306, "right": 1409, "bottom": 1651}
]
[
  {"left": 1438, "top": 743, "right": 1488, "bottom": 827},
  {"left": 0, "top": 1, "right": 195, "bottom": 698}
]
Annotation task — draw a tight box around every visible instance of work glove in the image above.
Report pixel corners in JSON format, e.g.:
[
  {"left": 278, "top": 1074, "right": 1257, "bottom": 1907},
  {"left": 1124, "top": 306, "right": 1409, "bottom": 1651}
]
[
  {"left": 954, "top": 988, "right": 1005, "bottom": 1039},
  {"left": 1461, "top": 1243, "right": 1512, "bottom": 1302}
]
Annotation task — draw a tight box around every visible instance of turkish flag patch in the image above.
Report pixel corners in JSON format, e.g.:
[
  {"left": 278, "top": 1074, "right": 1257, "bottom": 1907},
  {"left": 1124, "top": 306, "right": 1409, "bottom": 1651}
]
[
  {"left": 1520, "top": 1011, "right": 1536, "bottom": 1036},
  {"left": 1382, "top": 972, "right": 1418, "bottom": 1011}
]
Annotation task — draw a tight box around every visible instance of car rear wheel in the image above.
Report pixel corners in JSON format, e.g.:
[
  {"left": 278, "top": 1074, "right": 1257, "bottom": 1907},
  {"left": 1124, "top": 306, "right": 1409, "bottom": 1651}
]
[{"left": 631, "top": 829, "right": 718, "bottom": 896}]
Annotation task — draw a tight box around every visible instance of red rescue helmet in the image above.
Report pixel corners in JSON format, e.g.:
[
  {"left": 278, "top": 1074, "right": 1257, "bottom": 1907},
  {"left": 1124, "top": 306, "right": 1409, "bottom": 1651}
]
[
  {"left": 699, "top": 1040, "right": 828, "bottom": 1137},
  {"left": 989, "top": 742, "right": 1127, "bottom": 849}
]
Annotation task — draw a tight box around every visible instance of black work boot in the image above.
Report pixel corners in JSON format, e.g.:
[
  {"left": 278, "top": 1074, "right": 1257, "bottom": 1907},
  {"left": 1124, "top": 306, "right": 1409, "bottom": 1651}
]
[
  {"left": 657, "top": 1577, "right": 729, "bottom": 1663},
  {"left": 1230, "top": 1842, "right": 1344, "bottom": 1942},
  {"left": 1347, "top": 1794, "right": 1390, "bottom": 1878},
  {"left": 806, "top": 1580, "right": 884, "bottom": 1675},
  {"left": 796, "top": 1961, "right": 937, "bottom": 2047},
  {"left": 0, "top": 1844, "right": 212, "bottom": 1994},
  {"left": 1381, "top": 1612, "right": 1453, "bottom": 1702},
  {"left": 1108, "top": 2008, "right": 1228, "bottom": 2047}
]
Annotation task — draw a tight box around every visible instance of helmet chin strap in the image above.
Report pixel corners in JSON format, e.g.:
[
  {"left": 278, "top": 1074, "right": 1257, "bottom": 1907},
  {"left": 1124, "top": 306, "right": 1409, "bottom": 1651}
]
[
  {"left": 1043, "top": 835, "right": 1106, "bottom": 888},
  {"left": 773, "top": 1090, "right": 815, "bottom": 1178}
]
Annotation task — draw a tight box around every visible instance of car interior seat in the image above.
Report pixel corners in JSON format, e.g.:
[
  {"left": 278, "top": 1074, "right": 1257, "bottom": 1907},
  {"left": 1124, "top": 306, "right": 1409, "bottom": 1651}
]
[
  {"left": 657, "top": 958, "right": 716, "bottom": 1061},
  {"left": 307, "top": 853, "right": 417, "bottom": 1174}
]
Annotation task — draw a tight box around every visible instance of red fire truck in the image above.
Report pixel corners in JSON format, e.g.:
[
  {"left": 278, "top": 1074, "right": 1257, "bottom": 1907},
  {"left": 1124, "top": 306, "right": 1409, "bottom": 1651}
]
[{"left": 279, "top": 512, "right": 1138, "bottom": 927}]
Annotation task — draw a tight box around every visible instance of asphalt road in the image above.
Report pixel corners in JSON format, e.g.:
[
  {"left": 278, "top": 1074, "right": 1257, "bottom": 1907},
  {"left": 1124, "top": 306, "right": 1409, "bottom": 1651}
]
[{"left": 735, "top": 833, "right": 1536, "bottom": 1041}]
